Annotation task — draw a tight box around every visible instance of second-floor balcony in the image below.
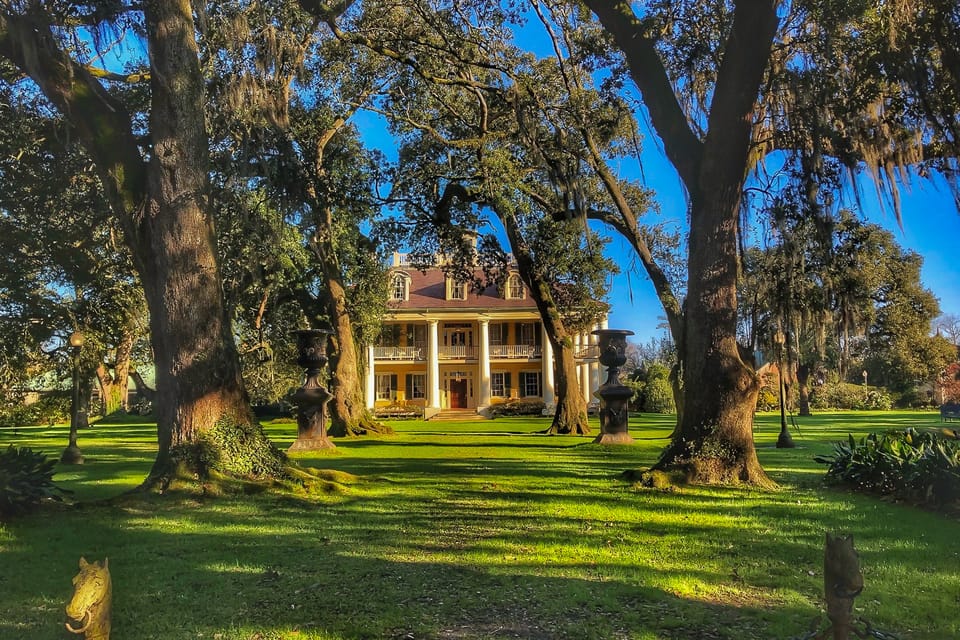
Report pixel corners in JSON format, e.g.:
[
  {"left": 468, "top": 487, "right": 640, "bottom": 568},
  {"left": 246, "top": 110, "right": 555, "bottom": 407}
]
[
  {"left": 373, "top": 346, "right": 424, "bottom": 361},
  {"left": 575, "top": 345, "right": 600, "bottom": 359},
  {"left": 489, "top": 344, "right": 541, "bottom": 359},
  {"left": 373, "top": 343, "right": 549, "bottom": 362},
  {"left": 439, "top": 345, "right": 478, "bottom": 360}
]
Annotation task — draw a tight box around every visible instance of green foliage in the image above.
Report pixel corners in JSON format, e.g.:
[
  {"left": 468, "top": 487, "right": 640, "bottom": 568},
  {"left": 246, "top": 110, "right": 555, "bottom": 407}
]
[
  {"left": 171, "top": 419, "right": 288, "bottom": 480},
  {"left": 809, "top": 380, "right": 891, "bottom": 411},
  {"left": 0, "top": 393, "right": 70, "bottom": 429},
  {"left": 488, "top": 398, "right": 546, "bottom": 417},
  {"left": 815, "top": 429, "right": 960, "bottom": 509},
  {"left": 630, "top": 362, "right": 676, "bottom": 414},
  {"left": 756, "top": 385, "right": 778, "bottom": 412},
  {"left": 0, "top": 445, "right": 71, "bottom": 517}
]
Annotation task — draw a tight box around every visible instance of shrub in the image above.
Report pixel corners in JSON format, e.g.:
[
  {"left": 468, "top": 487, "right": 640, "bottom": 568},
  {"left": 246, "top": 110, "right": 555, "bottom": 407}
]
[
  {"left": 756, "top": 386, "right": 778, "bottom": 412},
  {"left": 632, "top": 363, "right": 675, "bottom": 414},
  {"left": 0, "top": 445, "right": 72, "bottom": 518},
  {"left": 489, "top": 399, "right": 545, "bottom": 418},
  {"left": 642, "top": 376, "right": 675, "bottom": 414},
  {"left": 809, "top": 381, "right": 891, "bottom": 410},
  {"left": 815, "top": 429, "right": 960, "bottom": 509}
]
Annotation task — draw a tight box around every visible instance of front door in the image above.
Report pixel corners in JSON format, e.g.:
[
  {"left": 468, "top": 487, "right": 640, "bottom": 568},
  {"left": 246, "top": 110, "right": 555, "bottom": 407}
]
[{"left": 449, "top": 379, "right": 468, "bottom": 408}]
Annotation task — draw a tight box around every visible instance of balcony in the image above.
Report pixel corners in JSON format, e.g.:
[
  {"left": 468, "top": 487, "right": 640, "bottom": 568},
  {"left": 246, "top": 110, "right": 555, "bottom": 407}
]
[
  {"left": 439, "top": 345, "right": 478, "bottom": 360},
  {"left": 489, "top": 344, "right": 541, "bottom": 360},
  {"left": 373, "top": 346, "right": 424, "bottom": 361},
  {"left": 575, "top": 345, "right": 600, "bottom": 359}
]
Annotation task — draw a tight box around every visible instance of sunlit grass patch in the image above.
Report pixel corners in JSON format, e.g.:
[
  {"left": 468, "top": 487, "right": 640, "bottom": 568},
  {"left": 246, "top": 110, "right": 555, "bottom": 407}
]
[{"left": 0, "top": 410, "right": 958, "bottom": 639}]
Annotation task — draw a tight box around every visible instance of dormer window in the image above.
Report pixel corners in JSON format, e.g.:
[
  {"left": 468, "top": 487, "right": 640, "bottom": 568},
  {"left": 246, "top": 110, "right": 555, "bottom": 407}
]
[
  {"left": 390, "top": 272, "right": 410, "bottom": 301},
  {"left": 506, "top": 273, "right": 525, "bottom": 300},
  {"left": 446, "top": 277, "right": 467, "bottom": 301}
]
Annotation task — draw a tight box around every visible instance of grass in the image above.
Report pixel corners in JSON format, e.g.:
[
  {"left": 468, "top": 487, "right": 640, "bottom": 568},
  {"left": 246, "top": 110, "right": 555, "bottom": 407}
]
[{"left": 1, "top": 410, "right": 958, "bottom": 639}]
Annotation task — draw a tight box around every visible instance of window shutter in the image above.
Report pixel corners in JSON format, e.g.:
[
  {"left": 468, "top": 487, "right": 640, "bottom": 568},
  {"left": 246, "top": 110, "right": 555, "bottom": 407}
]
[
  {"left": 390, "top": 374, "right": 398, "bottom": 391},
  {"left": 405, "top": 374, "right": 412, "bottom": 401},
  {"left": 519, "top": 372, "right": 527, "bottom": 396},
  {"left": 514, "top": 323, "right": 522, "bottom": 346},
  {"left": 535, "top": 323, "right": 542, "bottom": 346},
  {"left": 505, "top": 372, "right": 512, "bottom": 397}
]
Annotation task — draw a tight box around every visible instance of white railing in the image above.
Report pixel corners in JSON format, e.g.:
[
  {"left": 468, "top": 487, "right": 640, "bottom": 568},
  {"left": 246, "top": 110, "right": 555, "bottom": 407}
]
[
  {"left": 575, "top": 345, "right": 600, "bottom": 359},
  {"left": 439, "top": 345, "right": 479, "bottom": 360},
  {"left": 373, "top": 346, "right": 424, "bottom": 361},
  {"left": 489, "top": 344, "right": 541, "bottom": 359}
]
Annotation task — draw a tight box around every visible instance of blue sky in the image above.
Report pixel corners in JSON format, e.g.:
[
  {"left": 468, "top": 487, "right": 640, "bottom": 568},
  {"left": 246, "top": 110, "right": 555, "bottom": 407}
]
[
  {"left": 602, "top": 154, "right": 960, "bottom": 344},
  {"left": 357, "top": 106, "right": 960, "bottom": 346}
]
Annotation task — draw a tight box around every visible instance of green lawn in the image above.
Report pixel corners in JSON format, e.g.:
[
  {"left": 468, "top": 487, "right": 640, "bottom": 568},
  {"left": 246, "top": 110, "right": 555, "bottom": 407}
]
[{"left": 1, "top": 411, "right": 958, "bottom": 639}]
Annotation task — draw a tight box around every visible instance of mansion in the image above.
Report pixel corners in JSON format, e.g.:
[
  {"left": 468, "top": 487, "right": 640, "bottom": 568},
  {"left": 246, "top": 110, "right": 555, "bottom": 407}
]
[{"left": 364, "top": 253, "right": 608, "bottom": 418}]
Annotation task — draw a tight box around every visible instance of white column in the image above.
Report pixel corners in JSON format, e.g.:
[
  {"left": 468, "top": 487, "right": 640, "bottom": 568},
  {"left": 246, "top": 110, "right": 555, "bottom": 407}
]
[
  {"left": 541, "top": 324, "right": 555, "bottom": 408},
  {"left": 427, "top": 319, "right": 441, "bottom": 409},
  {"left": 589, "top": 326, "right": 601, "bottom": 394},
  {"left": 580, "top": 332, "right": 591, "bottom": 404},
  {"left": 365, "top": 344, "right": 376, "bottom": 409},
  {"left": 479, "top": 319, "right": 491, "bottom": 408}
]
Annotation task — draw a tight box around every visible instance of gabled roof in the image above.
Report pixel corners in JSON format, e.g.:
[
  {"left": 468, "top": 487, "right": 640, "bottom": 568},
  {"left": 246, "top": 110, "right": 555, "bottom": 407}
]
[{"left": 389, "top": 268, "right": 538, "bottom": 311}]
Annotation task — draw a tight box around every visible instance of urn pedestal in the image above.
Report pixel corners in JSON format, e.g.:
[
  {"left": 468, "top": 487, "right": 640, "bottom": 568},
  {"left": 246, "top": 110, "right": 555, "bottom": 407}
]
[
  {"left": 592, "top": 329, "right": 635, "bottom": 445},
  {"left": 288, "top": 329, "right": 335, "bottom": 452}
]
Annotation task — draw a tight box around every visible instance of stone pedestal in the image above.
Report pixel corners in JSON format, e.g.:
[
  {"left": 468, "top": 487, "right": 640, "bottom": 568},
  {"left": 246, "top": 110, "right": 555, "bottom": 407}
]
[
  {"left": 288, "top": 329, "right": 335, "bottom": 451},
  {"left": 592, "top": 329, "right": 635, "bottom": 445}
]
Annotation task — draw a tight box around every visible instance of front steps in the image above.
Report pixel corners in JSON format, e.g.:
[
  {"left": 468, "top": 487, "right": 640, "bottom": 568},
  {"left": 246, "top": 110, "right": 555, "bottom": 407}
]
[{"left": 428, "top": 409, "right": 488, "bottom": 421}]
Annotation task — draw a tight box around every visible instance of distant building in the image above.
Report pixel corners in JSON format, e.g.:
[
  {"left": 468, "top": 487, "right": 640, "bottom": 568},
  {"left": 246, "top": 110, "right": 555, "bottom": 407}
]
[{"left": 365, "top": 252, "right": 607, "bottom": 418}]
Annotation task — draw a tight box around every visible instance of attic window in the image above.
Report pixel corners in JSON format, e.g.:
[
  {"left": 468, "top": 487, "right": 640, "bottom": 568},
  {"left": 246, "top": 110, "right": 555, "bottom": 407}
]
[
  {"left": 506, "top": 273, "right": 525, "bottom": 300},
  {"left": 390, "top": 272, "right": 410, "bottom": 301},
  {"left": 447, "top": 277, "right": 467, "bottom": 301}
]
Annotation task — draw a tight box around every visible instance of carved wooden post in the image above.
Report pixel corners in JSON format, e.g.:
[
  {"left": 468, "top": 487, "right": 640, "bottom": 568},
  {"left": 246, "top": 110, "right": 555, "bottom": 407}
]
[{"left": 824, "top": 533, "right": 863, "bottom": 640}]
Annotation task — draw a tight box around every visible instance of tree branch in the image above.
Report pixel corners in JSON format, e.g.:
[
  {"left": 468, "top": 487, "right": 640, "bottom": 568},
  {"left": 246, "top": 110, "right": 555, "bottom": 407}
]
[
  {"left": 582, "top": 0, "right": 703, "bottom": 189},
  {"left": 0, "top": 9, "right": 147, "bottom": 248}
]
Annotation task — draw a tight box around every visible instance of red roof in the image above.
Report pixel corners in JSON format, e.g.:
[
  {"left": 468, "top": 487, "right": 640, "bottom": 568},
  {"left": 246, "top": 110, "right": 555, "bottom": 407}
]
[{"left": 389, "top": 268, "right": 538, "bottom": 311}]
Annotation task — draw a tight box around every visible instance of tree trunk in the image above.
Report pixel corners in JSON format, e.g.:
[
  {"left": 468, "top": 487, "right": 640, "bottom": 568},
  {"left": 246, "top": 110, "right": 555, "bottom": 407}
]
[
  {"left": 0, "top": 4, "right": 285, "bottom": 486},
  {"left": 139, "top": 2, "right": 284, "bottom": 484},
  {"left": 500, "top": 212, "right": 589, "bottom": 435},
  {"left": 321, "top": 259, "right": 391, "bottom": 437},
  {"left": 797, "top": 363, "right": 812, "bottom": 416},
  {"left": 549, "top": 338, "right": 590, "bottom": 435},
  {"left": 95, "top": 329, "right": 134, "bottom": 416},
  {"left": 585, "top": 0, "right": 778, "bottom": 485},
  {"left": 655, "top": 185, "right": 771, "bottom": 486}
]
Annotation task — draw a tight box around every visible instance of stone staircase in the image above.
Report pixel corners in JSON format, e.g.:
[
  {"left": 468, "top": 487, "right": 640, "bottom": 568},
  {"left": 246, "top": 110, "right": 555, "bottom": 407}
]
[{"left": 428, "top": 409, "right": 487, "bottom": 421}]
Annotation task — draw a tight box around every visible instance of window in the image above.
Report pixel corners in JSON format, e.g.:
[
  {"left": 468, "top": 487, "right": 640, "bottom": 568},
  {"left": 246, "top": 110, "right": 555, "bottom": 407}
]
[
  {"left": 507, "top": 274, "right": 525, "bottom": 299},
  {"left": 406, "top": 373, "right": 426, "bottom": 399},
  {"left": 520, "top": 371, "right": 542, "bottom": 398},
  {"left": 489, "top": 323, "right": 507, "bottom": 346},
  {"left": 491, "top": 372, "right": 511, "bottom": 398},
  {"left": 451, "top": 280, "right": 466, "bottom": 300},
  {"left": 518, "top": 322, "right": 537, "bottom": 346},
  {"left": 407, "top": 324, "right": 426, "bottom": 349},
  {"left": 377, "top": 324, "right": 401, "bottom": 347},
  {"left": 376, "top": 374, "right": 397, "bottom": 401},
  {"left": 390, "top": 273, "right": 409, "bottom": 301}
]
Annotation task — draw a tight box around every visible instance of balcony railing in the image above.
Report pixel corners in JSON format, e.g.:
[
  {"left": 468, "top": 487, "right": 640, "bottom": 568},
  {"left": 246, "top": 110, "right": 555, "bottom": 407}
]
[
  {"left": 439, "top": 345, "right": 478, "bottom": 360},
  {"left": 373, "top": 346, "right": 424, "bottom": 361},
  {"left": 374, "top": 343, "right": 557, "bottom": 361},
  {"left": 575, "top": 345, "right": 600, "bottom": 359},
  {"left": 489, "top": 344, "right": 541, "bottom": 359}
]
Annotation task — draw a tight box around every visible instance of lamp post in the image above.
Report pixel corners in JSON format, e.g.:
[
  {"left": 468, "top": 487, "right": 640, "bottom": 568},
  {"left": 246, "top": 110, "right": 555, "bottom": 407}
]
[
  {"left": 60, "top": 330, "right": 85, "bottom": 464},
  {"left": 773, "top": 328, "right": 795, "bottom": 449}
]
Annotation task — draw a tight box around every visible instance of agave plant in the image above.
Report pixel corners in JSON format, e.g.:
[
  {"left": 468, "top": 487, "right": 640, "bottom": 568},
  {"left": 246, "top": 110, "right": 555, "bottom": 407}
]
[{"left": 0, "top": 445, "right": 72, "bottom": 518}]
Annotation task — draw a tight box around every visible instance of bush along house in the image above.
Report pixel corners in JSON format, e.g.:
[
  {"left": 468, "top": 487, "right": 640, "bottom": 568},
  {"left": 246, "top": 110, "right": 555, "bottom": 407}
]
[{"left": 365, "top": 252, "right": 606, "bottom": 419}]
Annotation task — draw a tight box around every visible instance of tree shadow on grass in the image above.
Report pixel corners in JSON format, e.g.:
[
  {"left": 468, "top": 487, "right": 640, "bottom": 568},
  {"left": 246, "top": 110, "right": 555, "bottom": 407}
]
[{"left": 0, "top": 494, "right": 823, "bottom": 640}]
